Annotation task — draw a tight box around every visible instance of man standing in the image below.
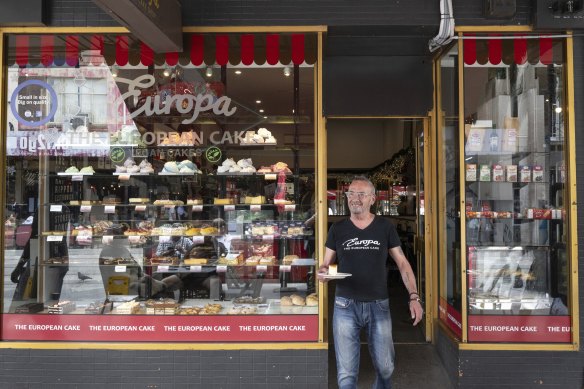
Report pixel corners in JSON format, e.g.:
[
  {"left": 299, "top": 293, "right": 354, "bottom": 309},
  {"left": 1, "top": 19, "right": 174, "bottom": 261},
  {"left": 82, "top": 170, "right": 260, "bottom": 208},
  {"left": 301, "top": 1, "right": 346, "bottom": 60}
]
[{"left": 318, "top": 175, "right": 423, "bottom": 389}]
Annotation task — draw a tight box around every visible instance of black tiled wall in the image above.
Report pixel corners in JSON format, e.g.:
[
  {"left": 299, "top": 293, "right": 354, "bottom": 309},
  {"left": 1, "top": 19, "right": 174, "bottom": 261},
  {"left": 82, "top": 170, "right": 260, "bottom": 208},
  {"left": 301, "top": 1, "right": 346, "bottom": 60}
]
[{"left": 0, "top": 348, "right": 328, "bottom": 389}]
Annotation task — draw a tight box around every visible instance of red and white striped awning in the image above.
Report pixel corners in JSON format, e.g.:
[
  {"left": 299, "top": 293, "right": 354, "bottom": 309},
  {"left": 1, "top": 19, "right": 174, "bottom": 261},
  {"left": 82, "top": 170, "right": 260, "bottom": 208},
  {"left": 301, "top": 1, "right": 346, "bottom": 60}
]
[
  {"left": 463, "top": 34, "right": 563, "bottom": 66},
  {"left": 10, "top": 33, "right": 317, "bottom": 67}
]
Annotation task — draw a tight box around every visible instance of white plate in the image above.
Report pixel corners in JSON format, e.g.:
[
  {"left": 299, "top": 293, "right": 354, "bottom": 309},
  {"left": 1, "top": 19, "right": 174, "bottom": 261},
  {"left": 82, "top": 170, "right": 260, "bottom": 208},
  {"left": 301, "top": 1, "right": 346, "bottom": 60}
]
[{"left": 322, "top": 272, "right": 352, "bottom": 279}]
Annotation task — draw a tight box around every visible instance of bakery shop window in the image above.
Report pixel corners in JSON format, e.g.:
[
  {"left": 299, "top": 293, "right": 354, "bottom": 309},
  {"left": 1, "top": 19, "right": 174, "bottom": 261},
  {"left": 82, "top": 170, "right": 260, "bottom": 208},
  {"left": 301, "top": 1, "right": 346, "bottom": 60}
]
[
  {"left": 462, "top": 34, "right": 573, "bottom": 343},
  {"left": 2, "top": 33, "right": 320, "bottom": 342}
]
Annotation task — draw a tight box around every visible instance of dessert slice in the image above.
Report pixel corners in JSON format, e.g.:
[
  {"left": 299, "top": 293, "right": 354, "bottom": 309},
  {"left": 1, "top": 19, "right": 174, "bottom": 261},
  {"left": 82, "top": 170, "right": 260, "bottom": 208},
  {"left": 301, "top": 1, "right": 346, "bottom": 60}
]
[{"left": 328, "top": 264, "right": 338, "bottom": 275}]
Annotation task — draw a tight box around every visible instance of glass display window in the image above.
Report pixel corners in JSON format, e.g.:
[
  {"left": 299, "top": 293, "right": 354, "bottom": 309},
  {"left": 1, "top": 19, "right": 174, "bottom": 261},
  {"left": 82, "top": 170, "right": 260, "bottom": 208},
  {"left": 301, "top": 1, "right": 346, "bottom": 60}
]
[
  {"left": 462, "top": 34, "right": 571, "bottom": 343},
  {"left": 2, "top": 33, "right": 320, "bottom": 342}
]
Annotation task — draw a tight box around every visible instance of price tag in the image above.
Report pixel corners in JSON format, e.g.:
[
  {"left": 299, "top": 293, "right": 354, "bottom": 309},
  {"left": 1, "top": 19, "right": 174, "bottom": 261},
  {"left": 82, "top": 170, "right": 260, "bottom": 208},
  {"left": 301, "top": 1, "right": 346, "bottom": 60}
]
[
  {"left": 256, "top": 265, "right": 268, "bottom": 272},
  {"left": 250, "top": 205, "right": 261, "bottom": 212},
  {"left": 118, "top": 174, "right": 131, "bottom": 181},
  {"left": 157, "top": 266, "right": 169, "bottom": 272},
  {"left": 264, "top": 173, "right": 277, "bottom": 180},
  {"left": 189, "top": 266, "right": 202, "bottom": 272},
  {"left": 104, "top": 205, "right": 116, "bottom": 214},
  {"left": 114, "top": 265, "right": 127, "bottom": 273},
  {"left": 280, "top": 265, "right": 292, "bottom": 272},
  {"left": 192, "top": 205, "right": 203, "bottom": 212},
  {"left": 50, "top": 205, "right": 63, "bottom": 213},
  {"left": 192, "top": 236, "right": 204, "bottom": 244},
  {"left": 127, "top": 236, "right": 141, "bottom": 244},
  {"left": 135, "top": 205, "right": 147, "bottom": 212},
  {"left": 47, "top": 235, "right": 63, "bottom": 242},
  {"left": 80, "top": 205, "right": 92, "bottom": 213},
  {"left": 285, "top": 204, "right": 296, "bottom": 212},
  {"left": 262, "top": 234, "right": 274, "bottom": 241},
  {"left": 216, "top": 265, "right": 227, "bottom": 273},
  {"left": 224, "top": 205, "right": 235, "bottom": 211},
  {"left": 72, "top": 175, "right": 83, "bottom": 181}
]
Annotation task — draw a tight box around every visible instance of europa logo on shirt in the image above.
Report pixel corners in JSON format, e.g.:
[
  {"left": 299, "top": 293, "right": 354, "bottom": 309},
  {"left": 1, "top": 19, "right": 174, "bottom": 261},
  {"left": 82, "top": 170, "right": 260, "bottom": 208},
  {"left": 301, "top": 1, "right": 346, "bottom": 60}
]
[{"left": 342, "top": 238, "right": 381, "bottom": 250}]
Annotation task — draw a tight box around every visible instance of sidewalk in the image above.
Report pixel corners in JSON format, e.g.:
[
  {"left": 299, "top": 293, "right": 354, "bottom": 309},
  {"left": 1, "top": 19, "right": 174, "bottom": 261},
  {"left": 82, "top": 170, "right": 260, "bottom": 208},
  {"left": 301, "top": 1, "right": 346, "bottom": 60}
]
[{"left": 328, "top": 343, "right": 454, "bottom": 389}]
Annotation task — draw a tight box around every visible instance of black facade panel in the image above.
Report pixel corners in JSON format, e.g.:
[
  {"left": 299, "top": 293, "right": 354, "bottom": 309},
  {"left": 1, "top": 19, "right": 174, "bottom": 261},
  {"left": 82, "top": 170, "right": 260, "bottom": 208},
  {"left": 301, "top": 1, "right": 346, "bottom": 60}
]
[
  {"left": 0, "top": 0, "right": 47, "bottom": 26},
  {"left": 52, "top": 0, "right": 532, "bottom": 29},
  {"left": 0, "top": 348, "right": 328, "bottom": 388},
  {"left": 324, "top": 56, "right": 433, "bottom": 116}
]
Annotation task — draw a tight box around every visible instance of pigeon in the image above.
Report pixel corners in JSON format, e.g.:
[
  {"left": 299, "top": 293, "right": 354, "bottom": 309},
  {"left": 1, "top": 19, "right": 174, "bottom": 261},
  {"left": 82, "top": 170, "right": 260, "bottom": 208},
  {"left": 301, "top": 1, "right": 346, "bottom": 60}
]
[{"left": 78, "top": 272, "right": 92, "bottom": 282}]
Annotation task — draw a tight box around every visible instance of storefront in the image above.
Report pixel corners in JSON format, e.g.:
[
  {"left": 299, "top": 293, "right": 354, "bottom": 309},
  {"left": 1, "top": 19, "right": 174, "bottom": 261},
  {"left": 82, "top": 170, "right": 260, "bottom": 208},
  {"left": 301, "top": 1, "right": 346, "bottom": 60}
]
[{"left": 1, "top": 1, "right": 584, "bottom": 388}]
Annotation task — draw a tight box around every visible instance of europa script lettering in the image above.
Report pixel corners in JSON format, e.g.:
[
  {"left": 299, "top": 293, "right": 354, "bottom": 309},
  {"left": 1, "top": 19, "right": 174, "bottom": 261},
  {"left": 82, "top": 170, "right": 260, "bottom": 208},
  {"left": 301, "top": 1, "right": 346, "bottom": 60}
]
[{"left": 115, "top": 75, "right": 237, "bottom": 124}]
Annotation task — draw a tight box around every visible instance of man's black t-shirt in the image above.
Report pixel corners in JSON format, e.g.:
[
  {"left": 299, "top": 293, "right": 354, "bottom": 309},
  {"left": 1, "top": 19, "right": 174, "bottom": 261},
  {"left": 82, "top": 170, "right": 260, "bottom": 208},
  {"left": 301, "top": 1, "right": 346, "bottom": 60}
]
[{"left": 325, "top": 216, "right": 401, "bottom": 301}]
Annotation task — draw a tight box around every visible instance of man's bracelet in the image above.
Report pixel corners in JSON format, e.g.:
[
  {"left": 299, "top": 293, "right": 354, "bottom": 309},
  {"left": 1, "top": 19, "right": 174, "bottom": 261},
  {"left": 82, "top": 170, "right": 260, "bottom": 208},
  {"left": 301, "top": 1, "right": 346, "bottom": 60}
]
[
  {"left": 409, "top": 297, "right": 422, "bottom": 304},
  {"left": 409, "top": 292, "right": 419, "bottom": 297}
]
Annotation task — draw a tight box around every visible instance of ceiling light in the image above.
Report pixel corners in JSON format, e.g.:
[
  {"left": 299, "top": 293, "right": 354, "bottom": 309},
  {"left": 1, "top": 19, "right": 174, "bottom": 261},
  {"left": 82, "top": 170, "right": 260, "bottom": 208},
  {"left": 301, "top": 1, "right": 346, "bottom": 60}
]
[
  {"left": 259, "top": 109, "right": 264, "bottom": 113},
  {"left": 163, "top": 66, "right": 172, "bottom": 77},
  {"left": 283, "top": 66, "right": 292, "bottom": 77},
  {"left": 111, "top": 65, "right": 119, "bottom": 78},
  {"left": 205, "top": 66, "right": 213, "bottom": 77},
  {"left": 555, "top": 107, "right": 563, "bottom": 113},
  {"left": 234, "top": 70, "right": 242, "bottom": 75},
  {"left": 263, "top": 116, "right": 268, "bottom": 119},
  {"left": 256, "top": 100, "right": 262, "bottom": 104}
]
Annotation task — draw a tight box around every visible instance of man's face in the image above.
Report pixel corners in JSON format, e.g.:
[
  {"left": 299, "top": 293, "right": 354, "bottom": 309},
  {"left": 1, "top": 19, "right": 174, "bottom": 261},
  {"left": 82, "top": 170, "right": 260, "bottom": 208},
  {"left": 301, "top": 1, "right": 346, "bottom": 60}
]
[{"left": 346, "top": 180, "right": 375, "bottom": 215}]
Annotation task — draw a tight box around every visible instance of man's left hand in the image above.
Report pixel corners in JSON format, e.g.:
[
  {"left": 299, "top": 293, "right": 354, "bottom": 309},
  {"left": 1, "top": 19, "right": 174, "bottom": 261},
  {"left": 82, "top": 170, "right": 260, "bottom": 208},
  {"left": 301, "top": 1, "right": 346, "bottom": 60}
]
[{"left": 409, "top": 299, "right": 424, "bottom": 326}]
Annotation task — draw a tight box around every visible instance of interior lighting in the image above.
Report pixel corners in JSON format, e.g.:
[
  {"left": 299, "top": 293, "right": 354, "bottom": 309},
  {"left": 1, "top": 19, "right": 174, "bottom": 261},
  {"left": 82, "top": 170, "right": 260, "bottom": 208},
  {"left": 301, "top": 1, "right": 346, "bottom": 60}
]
[
  {"left": 259, "top": 109, "right": 264, "bottom": 113},
  {"left": 205, "top": 67, "right": 213, "bottom": 77},
  {"left": 283, "top": 66, "right": 292, "bottom": 77},
  {"left": 234, "top": 70, "right": 242, "bottom": 75},
  {"left": 111, "top": 65, "right": 119, "bottom": 78},
  {"left": 163, "top": 66, "right": 172, "bottom": 77},
  {"left": 555, "top": 107, "right": 563, "bottom": 113},
  {"left": 256, "top": 100, "right": 262, "bottom": 104}
]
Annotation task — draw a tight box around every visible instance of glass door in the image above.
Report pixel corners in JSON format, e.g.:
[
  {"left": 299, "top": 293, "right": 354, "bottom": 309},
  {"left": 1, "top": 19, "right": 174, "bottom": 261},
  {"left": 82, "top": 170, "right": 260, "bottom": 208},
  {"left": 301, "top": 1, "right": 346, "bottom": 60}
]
[{"left": 416, "top": 119, "right": 432, "bottom": 340}]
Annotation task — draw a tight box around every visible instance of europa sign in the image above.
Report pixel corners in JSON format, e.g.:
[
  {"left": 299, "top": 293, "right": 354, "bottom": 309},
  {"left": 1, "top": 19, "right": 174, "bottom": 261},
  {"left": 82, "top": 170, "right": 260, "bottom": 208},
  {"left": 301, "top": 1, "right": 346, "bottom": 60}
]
[{"left": 115, "top": 75, "right": 237, "bottom": 125}]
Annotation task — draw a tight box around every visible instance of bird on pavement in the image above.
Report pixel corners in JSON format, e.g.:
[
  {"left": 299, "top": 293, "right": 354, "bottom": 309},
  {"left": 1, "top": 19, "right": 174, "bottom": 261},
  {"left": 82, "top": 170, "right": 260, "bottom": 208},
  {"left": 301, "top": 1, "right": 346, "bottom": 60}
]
[{"left": 78, "top": 272, "right": 92, "bottom": 282}]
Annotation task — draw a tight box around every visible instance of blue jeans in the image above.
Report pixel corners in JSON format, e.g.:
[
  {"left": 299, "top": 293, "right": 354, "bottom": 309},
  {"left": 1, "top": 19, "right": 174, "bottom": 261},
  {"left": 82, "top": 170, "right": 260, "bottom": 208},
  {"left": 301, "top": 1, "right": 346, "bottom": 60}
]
[{"left": 333, "top": 297, "right": 394, "bottom": 389}]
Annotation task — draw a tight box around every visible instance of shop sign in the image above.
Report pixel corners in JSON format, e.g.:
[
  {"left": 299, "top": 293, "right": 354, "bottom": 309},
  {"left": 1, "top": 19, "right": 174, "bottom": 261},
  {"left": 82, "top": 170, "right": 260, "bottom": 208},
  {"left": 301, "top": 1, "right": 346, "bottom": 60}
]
[
  {"left": 439, "top": 297, "right": 462, "bottom": 338},
  {"left": 10, "top": 80, "right": 58, "bottom": 127},
  {"left": 468, "top": 315, "right": 571, "bottom": 342},
  {"left": 2, "top": 314, "right": 319, "bottom": 342},
  {"left": 116, "top": 75, "right": 237, "bottom": 125}
]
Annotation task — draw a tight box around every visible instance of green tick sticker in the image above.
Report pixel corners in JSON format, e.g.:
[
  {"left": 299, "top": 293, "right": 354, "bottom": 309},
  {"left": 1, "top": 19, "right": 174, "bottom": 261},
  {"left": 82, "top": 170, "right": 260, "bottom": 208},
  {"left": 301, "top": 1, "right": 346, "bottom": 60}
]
[
  {"left": 110, "top": 147, "right": 126, "bottom": 164},
  {"left": 205, "top": 146, "right": 222, "bottom": 163}
]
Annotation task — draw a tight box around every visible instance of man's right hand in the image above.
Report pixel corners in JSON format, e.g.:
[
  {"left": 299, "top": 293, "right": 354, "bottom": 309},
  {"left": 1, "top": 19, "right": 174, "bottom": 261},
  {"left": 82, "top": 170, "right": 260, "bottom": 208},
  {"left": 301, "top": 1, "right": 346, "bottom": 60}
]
[{"left": 316, "top": 265, "right": 330, "bottom": 283}]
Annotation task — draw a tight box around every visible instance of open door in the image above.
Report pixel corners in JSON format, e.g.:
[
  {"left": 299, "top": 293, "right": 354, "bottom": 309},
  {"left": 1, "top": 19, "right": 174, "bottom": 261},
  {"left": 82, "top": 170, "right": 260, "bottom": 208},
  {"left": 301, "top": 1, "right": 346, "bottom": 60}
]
[{"left": 416, "top": 117, "right": 433, "bottom": 341}]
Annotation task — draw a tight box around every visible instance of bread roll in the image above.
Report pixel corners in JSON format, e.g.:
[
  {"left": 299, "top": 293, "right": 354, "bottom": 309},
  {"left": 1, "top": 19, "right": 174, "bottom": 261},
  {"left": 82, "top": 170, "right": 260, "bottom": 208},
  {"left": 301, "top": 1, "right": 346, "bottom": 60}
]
[
  {"left": 291, "top": 294, "right": 306, "bottom": 306},
  {"left": 280, "top": 296, "right": 293, "bottom": 306},
  {"left": 306, "top": 293, "right": 318, "bottom": 306}
]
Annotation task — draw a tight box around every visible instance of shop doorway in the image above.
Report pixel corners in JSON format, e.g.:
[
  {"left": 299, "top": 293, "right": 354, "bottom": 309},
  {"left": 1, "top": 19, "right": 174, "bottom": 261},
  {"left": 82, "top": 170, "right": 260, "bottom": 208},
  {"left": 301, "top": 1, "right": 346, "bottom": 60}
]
[{"left": 326, "top": 117, "right": 433, "bottom": 342}]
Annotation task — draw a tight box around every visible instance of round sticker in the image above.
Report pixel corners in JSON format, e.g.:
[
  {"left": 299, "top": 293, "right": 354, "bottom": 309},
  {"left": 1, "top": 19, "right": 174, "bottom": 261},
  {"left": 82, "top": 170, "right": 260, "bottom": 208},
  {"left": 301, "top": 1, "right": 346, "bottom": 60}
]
[
  {"left": 205, "top": 146, "right": 222, "bottom": 163},
  {"left": 110, "top": 147, "right": 126, "bottom": 163},
  {"left": 10, "top": 80, "right": 58, "bottom": 127}
]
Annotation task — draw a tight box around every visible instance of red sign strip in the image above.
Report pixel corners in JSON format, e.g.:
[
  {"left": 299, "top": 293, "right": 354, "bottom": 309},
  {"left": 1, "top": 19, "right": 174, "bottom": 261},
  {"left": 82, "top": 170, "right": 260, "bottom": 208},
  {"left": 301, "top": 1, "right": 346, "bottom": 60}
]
[
  {"left": 2, "top": 314, "right": 319, "bottom": 342},
  {"left": 468, "top": 315, "right": 571, "bottom": 343}
]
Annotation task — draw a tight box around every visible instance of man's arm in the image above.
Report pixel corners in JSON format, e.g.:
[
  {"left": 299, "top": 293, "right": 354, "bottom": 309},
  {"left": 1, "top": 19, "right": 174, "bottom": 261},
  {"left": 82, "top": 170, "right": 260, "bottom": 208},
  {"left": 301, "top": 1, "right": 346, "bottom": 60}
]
[
  {"left": 317, "top": 247, "right": 336, "bottom": 282},
  {"left": 389, "top": 245, "right": 423, "bottom": 325}
]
